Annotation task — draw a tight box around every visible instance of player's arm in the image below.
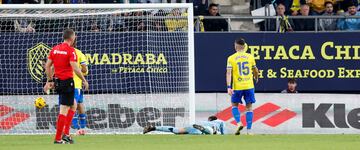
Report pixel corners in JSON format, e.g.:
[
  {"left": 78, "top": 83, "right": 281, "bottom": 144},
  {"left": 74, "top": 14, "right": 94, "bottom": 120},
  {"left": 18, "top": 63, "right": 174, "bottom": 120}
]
[
  {"left": 70, "top": 49, "right": 89, "bottom": 90},
  {"left": 251, "top": 57, "right": 259, "bottom": 83},
  {"left": 71, "top": 62, "right": 89, "bottom": 90},
  {"left": 79, "top": 52, "right": 88, "bottom": 75},
  {"left": 253, "top": 67, "right": 259, "bottom": 83},
  {"left": 226, "top": 58, "right": 233, "bottom": 96},
  {"left": 226, "top": 69, "right": 232, "bottom": 88},
  {"left": 80, "top": 63, "right": 87, "bottom": 74}
]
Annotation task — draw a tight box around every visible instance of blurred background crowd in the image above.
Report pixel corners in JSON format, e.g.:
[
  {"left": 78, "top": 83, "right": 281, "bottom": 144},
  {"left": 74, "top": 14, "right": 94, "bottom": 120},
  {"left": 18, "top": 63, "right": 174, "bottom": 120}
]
[{"left": 0, "top": 0, "right": 359, "bottom": 32}]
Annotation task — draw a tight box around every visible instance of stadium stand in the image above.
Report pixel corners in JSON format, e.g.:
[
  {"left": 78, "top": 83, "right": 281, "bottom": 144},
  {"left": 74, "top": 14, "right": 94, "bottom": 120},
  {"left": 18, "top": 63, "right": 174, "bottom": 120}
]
[{"left": 0, "top": 0, "right": 359, "bottom": 31}]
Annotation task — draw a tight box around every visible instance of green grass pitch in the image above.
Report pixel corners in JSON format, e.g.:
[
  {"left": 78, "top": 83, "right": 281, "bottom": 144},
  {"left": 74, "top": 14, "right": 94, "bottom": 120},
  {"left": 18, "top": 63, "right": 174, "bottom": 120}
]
[{"left": 1, "top": 134, "right": 359, "bottom": 150}]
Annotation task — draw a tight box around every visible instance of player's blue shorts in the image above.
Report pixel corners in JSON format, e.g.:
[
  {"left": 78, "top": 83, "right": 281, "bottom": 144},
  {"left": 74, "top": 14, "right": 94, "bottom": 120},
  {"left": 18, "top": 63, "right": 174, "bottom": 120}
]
[
  {"left": 231, "top": 88, "right": 256, "bottom": 104},
  {"left": 184, "top": 126, "right": 202, "bottom": 135},
  {"left": 74, "top": 88, "right": 84, "bottom": 103}
]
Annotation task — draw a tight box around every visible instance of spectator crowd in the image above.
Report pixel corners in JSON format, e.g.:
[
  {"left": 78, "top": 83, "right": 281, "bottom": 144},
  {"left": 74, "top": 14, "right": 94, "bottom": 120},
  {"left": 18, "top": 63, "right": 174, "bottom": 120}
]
[
  {"left": 257, "top": 0, "right": 360, "bottom": 32},
  {"left": 0, "top": 0, "right": 359, "bottom": 32},
  {"left": 0, "top": 8, "right": 191, "bottom": 32}
]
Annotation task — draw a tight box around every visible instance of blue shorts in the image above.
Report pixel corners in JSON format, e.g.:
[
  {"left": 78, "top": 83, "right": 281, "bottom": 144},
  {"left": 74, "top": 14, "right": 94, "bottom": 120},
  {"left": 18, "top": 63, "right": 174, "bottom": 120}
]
[
  {"left": 184, "top": 126, "right": 202, "bottom": 135},
  {"left": 231, "top": 88, "right": 256, "bottom": 104},
  {"left": 74, "top": 88, "right": 84, "bottom": 103}
]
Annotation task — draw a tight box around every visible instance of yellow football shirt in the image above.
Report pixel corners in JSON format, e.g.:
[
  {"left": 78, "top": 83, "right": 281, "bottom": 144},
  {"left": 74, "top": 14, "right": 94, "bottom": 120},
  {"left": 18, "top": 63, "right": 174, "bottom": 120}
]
[
  {"left": 73, "top": 49, "right": 88, "bottom": 89},
  {"left": 227, "top": 52, "right": 256, "bottom": 90}
]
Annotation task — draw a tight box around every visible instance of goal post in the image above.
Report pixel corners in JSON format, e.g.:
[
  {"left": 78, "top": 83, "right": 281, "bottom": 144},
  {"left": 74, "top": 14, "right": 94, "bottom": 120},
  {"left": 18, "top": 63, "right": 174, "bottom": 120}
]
[{"left": 0, "top": 4, "right": 195, "bottom": 134}]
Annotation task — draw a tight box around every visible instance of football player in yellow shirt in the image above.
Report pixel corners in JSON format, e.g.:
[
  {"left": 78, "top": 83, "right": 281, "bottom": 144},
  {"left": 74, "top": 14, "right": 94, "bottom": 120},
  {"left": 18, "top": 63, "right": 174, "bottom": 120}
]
[
  {"left": 71, "top": 48, "right": 88, "bottom": 135},
  {"left": 226, "top": 38, "right": 259, "bottom": 135}
]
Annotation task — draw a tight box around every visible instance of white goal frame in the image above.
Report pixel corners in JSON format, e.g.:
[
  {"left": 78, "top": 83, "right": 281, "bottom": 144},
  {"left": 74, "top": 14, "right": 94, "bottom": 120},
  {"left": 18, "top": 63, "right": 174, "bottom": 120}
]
[{"left": 0, "top": 3, "right": 196, "bottom": 132}]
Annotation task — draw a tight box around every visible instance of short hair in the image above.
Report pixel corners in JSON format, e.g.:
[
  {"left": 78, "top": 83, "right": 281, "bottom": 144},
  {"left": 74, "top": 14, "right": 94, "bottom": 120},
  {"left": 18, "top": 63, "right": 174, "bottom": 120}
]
[
  {"left": 208, "top": 116, "right": 218, "bottom": 121},
  {"left": 324, "top": 1, "right": 333, "bottom": 7},
  {"left": 347, "top": 2, "right": 356, "bottom": 8},
  {"left": 63, "top": 28, "right": 75, "bottom": 40},
  {"left": 277, "top": 3, "right": 285, "bottom": 8},
  {"left": 209, "top": 3, "right": 219, "bottom": 9},
  {"left": 235, "top": 38, "right": 246, "bottom": 45},
  {"left": 300, "top": 4, "right": 310, "bottom": 8},
  {"left": 288, "top": 78, "right": 296, "bottom": 84}
]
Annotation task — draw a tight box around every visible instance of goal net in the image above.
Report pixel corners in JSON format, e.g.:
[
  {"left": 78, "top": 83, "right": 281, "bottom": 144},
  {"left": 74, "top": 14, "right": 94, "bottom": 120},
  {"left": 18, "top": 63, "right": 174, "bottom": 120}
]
[{"left": 0, "top": 4, "right": 195, "bottom": 134}]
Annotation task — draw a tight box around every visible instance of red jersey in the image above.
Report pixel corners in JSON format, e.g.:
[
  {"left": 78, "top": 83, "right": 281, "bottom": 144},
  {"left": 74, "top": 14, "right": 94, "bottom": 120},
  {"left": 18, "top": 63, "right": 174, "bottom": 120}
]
[{"left": 48, "top": 42, "right": 77, "bottom": 80}]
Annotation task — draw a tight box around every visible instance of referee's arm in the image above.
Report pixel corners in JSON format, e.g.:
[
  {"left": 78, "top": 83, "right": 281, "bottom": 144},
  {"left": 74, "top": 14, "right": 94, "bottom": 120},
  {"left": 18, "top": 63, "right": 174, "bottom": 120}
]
[
  {"left": 43, "top": 59, "right": 54, "bottom": 93},
  {"left": 45, "top": 59, "right": 54, "bottom": 81}
]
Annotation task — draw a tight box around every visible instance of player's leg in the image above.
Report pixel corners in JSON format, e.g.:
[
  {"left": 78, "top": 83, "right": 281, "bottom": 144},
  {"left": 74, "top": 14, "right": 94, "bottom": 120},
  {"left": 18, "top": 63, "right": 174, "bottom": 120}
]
[
  {"left": 143, "top": 125, "right": 187, "bottom": 134},
  {"left": 76, "top": 103, "right": 87, "bottom": 134},
  {"left": 72, "top": 88, "right": 86, "bottom": 135},
  {"left": 245, "top": 103, "right": 253, "bottom": 134},
  {"left": 156, "top": 126, "right": 186, "bottom": 134},
  {"left": 143, "top": 125, "right": 156, "bottom": 134},
  {"left": 54, "top": 78, "right": 75, "bottom": 143},
  {"left": 183, "top": 126, "right": 203, "bottom": 135},
  {"left": 231, "top": 90, "right": 244, "bottom": 135},
  {"left": 77, "top": 90, "right": 87, "bottom": 131},
  {"left": 231, "top": 91, "right": 241, "bottom": 124},
  {"left": 192, "top": 124, "right": 214, "bottom": 135},
  {"left": 72, "top": 112, "right": 79, "bottom": 129},
  {"left": 55, "top": 79, "right": 76, "bottom": 144},
  {"left": 54, "top": 95, "right": 71, "bottom": 143},
  {"left": 63, "top": 100, "right": 77, "bottom": 136},
  {"left": 63, "top": 87, "right": 77, "bottom": 136},
  {"left": 62, "top": 99, "right": 76, "bottom": 144},
  {"left": 71, "top": 89, "right": 81, "bottom": 130},
  {"left": 244, "top": 88, "right": 256, "bottom": 135}
]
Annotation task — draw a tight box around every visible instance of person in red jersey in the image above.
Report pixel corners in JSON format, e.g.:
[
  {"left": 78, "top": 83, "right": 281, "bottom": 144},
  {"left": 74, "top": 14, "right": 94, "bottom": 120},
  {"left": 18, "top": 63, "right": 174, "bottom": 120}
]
[{"left": 43, "top": 28, "right": 89, "bottom": 144}]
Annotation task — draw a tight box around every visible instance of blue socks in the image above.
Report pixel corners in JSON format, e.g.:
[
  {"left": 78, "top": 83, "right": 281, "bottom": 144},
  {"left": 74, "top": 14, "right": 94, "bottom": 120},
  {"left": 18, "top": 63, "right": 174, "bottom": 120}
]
[
  {"left": 72, "top": 113, "right": 80, "bottom": 129},
  {"left": 246, "top": 111, "right": 253, "bottom": 129},
  {"left": 79, "top": 114, "right": 87, "bottom": 129},
  {"left": 232, "top": 106, "right": 253, "bottom": 130},
  {"left": 231, "top": 106, "right": 241, "bottom": 124},
  {"left": 155, "top": 126, "right": 179, "bottom": 134},
  {"left": 72, "top": 113, "right": 86, "bottom": 129}
]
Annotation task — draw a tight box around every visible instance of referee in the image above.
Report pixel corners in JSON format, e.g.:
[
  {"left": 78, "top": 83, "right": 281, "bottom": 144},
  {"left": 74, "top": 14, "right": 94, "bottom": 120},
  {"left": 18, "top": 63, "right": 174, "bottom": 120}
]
[{"left": 43, "top": 28, "right": 89, "bottom": 144}]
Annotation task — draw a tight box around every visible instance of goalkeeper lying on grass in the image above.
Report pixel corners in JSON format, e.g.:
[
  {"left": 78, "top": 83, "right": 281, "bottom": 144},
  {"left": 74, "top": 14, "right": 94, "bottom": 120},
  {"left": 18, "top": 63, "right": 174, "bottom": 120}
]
[{"left": 143, "top": 116, "right": 225, "bottom": 135}]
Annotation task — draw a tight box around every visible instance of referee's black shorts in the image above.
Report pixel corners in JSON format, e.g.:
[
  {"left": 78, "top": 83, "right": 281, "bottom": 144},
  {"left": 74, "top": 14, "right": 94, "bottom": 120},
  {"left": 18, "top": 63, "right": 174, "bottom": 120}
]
[{"left": 55, "top": 78, "right": 75, "bottom": 106}]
